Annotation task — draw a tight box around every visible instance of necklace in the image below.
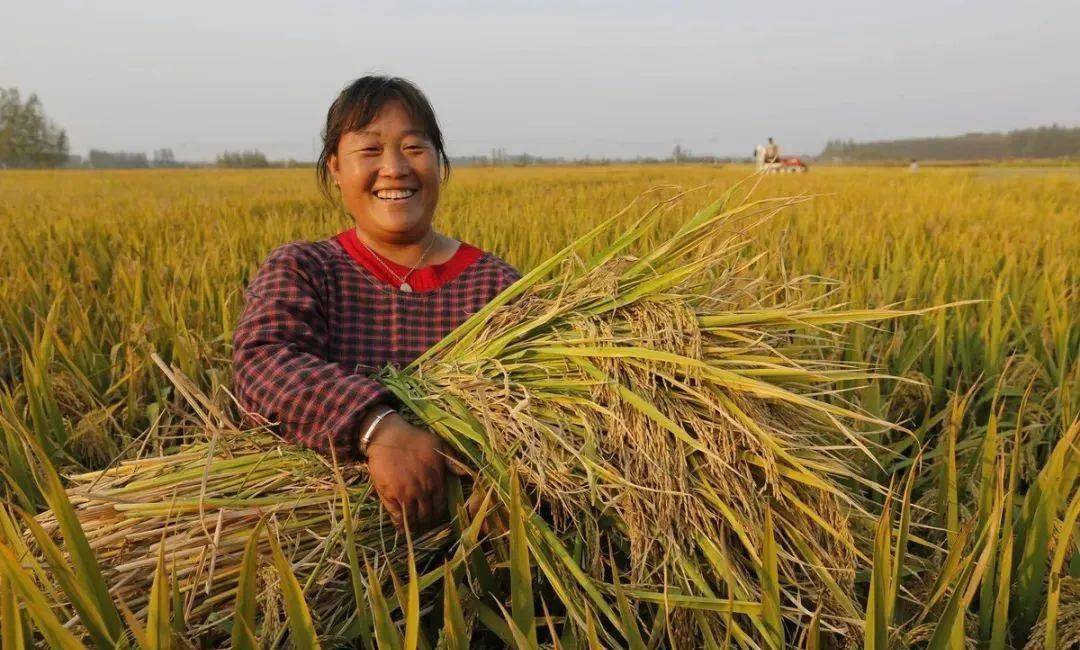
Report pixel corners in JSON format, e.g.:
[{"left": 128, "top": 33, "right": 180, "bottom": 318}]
[{"left": 356, "top": 230, "right": 437, "bottom": 292}]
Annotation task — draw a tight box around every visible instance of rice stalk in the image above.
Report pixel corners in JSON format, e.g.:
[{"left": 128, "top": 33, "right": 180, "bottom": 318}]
[{"left": 34, "top": 430, "right": 448, "bottom": 643}]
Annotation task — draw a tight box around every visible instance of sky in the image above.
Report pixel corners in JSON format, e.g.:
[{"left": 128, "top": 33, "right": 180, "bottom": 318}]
[{"left": 4, "top": 0, "right": 1079, "bottom": 161}]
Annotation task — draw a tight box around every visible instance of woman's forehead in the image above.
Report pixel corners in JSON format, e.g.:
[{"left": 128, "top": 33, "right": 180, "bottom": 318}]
[
  {"left": 346, "top": 127, "right": 428, "bottom": 140},
  {"left": 347, "top": 101, "right": 425, "bottom": 136}
]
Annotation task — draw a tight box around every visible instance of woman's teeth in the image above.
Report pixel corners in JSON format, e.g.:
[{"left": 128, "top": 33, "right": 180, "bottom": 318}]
[{"left": 374, "top": 189, "right": 416, "bottom": 200}]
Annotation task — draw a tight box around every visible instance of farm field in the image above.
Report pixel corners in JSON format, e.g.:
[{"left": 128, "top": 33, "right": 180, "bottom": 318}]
[{"left": 0, "top": 164, "right": 1076, "bottom": 647}]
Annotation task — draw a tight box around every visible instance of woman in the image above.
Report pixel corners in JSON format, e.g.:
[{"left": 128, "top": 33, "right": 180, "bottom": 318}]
[{"left": 232, "top": 76, "right": 521, "bottom": 533}]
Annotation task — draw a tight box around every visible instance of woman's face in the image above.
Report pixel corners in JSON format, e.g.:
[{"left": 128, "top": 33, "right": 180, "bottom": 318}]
[{"left": 328, "top": 100, "right": 441, "bottom": 244}]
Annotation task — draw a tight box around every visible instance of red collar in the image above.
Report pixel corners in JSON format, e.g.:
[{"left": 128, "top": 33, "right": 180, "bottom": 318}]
[{"left": 335, "top": 229, "right": 483, "bottom": 293}]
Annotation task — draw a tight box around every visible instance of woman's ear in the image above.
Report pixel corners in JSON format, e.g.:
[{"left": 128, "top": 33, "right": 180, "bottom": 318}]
[{"left": 327, "top": 153, "right": 340, "bottom": 188}]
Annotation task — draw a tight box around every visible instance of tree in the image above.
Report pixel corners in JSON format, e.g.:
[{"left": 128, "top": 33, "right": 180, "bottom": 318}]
[
  {"left": 152, "top": 148, "right": 178, "bottom": 167},
  {"left": 88, "top": 149, "right": 149, "bottom": 168},
  {"left": 820, "top": 125, "right": 1080, "bottom": 162},
  {"left": 0, "top": 88, "right": 70, "bottom": 168},
  {"left": 216, "top": 149, "right": 270, "bottom": 168}
]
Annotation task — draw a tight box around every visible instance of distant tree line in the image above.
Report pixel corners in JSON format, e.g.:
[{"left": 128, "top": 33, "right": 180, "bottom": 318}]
[
  {"left": 0, "top": 88, "right": 69, "bottom": 168},
  {"left": 80, "top": 148, "right": 301, "bottom": 169},
  {"left": 821, "top": 124, "right": 1080, "bottom": 162},
  {"left": 77, "top": 148, "right": 188, "bottom": 168},
  {"left": 1, "top": 86, "right": 309, "bottom": 170},
  {"left": 88, "top": 150, "right": 148, "bottom": 168},
  {"left": 451, "top": 144, "right": 741, "bottom": 168},
  {"left": 80, "top": 149, "right": 278, "bottom": 169},
  {"left": 216, "top": 150, "right": 270, "bottom": 168}
]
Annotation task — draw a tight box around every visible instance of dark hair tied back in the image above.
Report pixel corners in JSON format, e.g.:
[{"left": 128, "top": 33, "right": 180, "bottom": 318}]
[{"left": 317, "top": 76, "right": 451, "bottom": 202}]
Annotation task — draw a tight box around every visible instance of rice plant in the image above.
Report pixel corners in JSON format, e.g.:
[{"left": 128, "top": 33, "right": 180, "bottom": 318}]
[{"left": 0, "top": 165, "right": 1076, "bottom": 647}]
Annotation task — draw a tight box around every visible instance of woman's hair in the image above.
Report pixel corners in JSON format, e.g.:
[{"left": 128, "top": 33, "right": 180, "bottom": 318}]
[{"left": 317, "top": 75, "right": 451, "bottom": 201}]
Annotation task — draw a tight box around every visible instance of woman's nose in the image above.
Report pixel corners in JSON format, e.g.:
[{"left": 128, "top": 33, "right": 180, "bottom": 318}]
[{"left": 379, "top": 148, "right": 410, "bottom": 177}]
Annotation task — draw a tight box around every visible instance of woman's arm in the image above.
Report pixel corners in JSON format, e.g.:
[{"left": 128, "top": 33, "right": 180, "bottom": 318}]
[{"left": 232, "top": 243, "right": 392, "bottom": 458}]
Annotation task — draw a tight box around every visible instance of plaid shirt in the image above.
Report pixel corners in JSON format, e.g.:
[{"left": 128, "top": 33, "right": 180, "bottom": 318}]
[{"left": 232, "top": 233, "right": 520, "bottom": 458}]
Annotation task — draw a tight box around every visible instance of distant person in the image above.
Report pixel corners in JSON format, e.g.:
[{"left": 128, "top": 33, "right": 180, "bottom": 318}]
[
  {"left": 764, "top": 137, "right": 780, "bottom": 164},
  {"left": 909, "top": 159, "right": 919, "bottom": 172},
  {"left": 754, "top": 144, "right": 766, "bottom": 171},
  {"left": 232, "top": 76, "right": 521, "bottom": 533}
]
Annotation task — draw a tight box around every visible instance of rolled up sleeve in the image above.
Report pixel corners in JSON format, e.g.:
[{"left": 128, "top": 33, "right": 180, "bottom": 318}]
[{"left": 232, "top": 243, "right": 392, "bottom": 458}]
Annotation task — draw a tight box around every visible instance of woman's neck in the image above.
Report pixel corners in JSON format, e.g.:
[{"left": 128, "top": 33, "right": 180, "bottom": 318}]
[{"left": 353, "top": 228, "right": 458, "bottom": 267}]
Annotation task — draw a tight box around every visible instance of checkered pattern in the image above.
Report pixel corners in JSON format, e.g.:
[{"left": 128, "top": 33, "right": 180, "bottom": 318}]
[{"left": 232, "top": 237, "right": 520, "bottom": 458}]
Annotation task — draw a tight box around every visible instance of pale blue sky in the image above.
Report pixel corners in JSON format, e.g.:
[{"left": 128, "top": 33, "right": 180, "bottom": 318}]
[{"left": 4, "top": 0, "right": 1078, "bottom": 160}]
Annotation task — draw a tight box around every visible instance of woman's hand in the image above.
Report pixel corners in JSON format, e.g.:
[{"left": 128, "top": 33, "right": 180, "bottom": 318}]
[{"left": 363, "top": 409, "right": 467, "bottom": 532}]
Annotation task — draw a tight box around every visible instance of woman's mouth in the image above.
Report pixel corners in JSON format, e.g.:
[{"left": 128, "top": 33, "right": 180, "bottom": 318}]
[{"left": 373, "top": 188, "right": 417, "bottom": 201}]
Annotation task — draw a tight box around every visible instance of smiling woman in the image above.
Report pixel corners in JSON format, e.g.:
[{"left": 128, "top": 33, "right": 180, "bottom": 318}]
[
  {"left": 232, "top": 76, "right": 521, "bottom": 532},
  {"left": 318, "top": 76, "right": 451, "bottom": 251}
]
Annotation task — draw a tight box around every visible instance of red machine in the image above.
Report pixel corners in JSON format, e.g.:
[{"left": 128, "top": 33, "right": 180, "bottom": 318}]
[{"left": 776, "top": 156, "right": 808, "bottom": 173}]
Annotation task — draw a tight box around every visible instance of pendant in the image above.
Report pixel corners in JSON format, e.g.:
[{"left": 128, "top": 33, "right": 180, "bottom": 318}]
[{"left": 399, "top": 282, "right": 413, "bottom": 292}]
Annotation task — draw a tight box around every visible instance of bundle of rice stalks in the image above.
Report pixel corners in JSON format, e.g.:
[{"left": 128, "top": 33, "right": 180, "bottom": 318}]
[
  {"left": 31, "top": 426, "right": 456, "bottom": 644},
  {"left": 378, "top": 185, "right": 917, "bottom": 644},
  {"left": 35, "top": 184, "right": 921, "bottom": 645}
]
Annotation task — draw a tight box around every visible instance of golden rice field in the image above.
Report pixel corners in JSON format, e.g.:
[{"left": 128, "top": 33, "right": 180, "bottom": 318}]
[{"left": 0, "top": 165, "right": 1076, "bottom": 648}]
